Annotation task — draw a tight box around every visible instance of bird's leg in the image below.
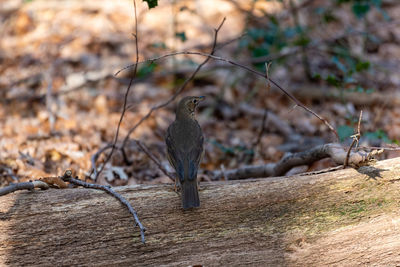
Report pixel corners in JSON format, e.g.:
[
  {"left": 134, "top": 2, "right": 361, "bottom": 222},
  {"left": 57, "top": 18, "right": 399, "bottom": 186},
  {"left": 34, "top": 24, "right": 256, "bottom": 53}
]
[
  {"left": 174, "top": 176, "right": 181, "bottom": 194},
  {"left": 197, "top": 178, "right": 204, "bottom": 191}
]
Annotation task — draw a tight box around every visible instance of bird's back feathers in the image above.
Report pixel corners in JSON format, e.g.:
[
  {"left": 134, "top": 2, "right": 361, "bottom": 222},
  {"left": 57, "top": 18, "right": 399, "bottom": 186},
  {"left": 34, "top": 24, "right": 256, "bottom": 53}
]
[
  {"left": 166, "top": 119, "right": 203, "bottom": 183},
  {"left": 166, "top": 96, "right": 204, "bottom": 209}
]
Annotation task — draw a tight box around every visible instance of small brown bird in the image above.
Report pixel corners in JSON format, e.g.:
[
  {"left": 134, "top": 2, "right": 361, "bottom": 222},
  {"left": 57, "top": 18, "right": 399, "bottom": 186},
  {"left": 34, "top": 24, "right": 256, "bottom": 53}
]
[{"left": 166, "top": 96, "right": 205, "bottom": 209}]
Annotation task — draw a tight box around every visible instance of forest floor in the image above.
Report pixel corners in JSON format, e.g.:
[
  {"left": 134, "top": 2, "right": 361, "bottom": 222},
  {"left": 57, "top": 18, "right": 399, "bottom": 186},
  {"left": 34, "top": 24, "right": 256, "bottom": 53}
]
[{"left": 1, "top": 0, "right": 400, "bottom": 187}]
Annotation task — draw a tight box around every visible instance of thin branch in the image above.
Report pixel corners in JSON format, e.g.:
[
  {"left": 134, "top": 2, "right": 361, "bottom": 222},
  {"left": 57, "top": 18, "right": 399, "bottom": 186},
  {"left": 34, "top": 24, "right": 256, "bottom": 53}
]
[
  {"left": 238, "top": 103, "right": 295, "bottom": 139},
  {"left": 120, "top": 17, "right": 226, "bottom": 149},
  {"left": 220, "top": 164, "right": 227, "bottom": 181},
  {"left": 0, "top": 165, "right": 19, "bottom": 182},
  {"left": 265, "top": 61, "right": 271, "bottom": 91},
  {"left": 93, "top": 0, "right": 140, "bottom": 181},
  {"left": 90, "top": 17, "right": 227, "bottom": 181},
  {"left": 215, "top": 32, "right": 246, "bottom": 50},
  {"left": 0, "top": 181, "right": 49, "bottom": 196},
  {"left": 252, "top": 109, "right": 268, "bottom": 149},
  {"left": 252, "top": 62, "right": 271, "bottom": 150},
  {"left": 90, "top": 144, "right": 113, "bottom": 179},
  {"left": 61, "top": 170, "right": 146, "bottom": 244},
  {"left": 344, "top": 111, "right": 363, "bottom": 168},
  {"left": 134, "top": 139, "right": 175, "bottom": 181},
  {"left": 357, "top": 110, "right": 363, "bottom": 136},
  {"left": 116, "top": 51, "right": 339, "bottom": 141}
]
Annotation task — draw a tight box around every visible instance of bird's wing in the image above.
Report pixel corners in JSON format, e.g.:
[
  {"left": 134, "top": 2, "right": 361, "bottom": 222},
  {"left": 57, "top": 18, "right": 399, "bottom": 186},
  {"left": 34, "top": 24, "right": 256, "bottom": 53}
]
[
  {"left": 166, "top": 124, "right": 185, "bottom": 181},
  {"left": 187, "top": 125, "right": 204, "bottom": 181},
  {"left": 166, "top": 121, "right": 204, "bottom": 182}
]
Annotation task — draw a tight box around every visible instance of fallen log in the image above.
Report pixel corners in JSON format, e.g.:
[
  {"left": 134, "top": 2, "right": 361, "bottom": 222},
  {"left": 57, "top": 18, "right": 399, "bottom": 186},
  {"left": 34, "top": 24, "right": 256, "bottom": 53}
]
[{"left": 1, "top": 157, "right": 400, "bottom": 266}]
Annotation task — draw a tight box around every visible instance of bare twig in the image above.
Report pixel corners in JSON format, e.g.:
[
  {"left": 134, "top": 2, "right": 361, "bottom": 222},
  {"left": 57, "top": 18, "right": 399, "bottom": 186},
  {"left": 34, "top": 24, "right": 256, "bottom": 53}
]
[
  {"left": 251, "top": 47, "right": 301, "bottom": 64},
  {"left": 238, "top": 103, "right": 295, "bottom": 139},
  {"left": 215, "top": 32, "right": 247, "bottom": 50},
  {"left": 0, "top": 165, "right": 19, "bottom": 181},
  {"left": 120, "top": 18, "right": 226, "bottom": 149},
  {"left": 0, "top": 181, "right": 49, "bottom": 196},
  {"left": 90, "top": 18, "right": 226, "bottom": 178},
  {"left": 93, "top": 0, "right": 141, "bottom": 181},
  {"left": 344, "top": 138, "right": 358, "bottom": 169},
  {"left": 134, "top": 140, "right": 175, "bottom": 181},
  {"left": 61, "top": 170, "right": 146, "bottom": 244},
  {"left": 344, "top": 111, "right": 363, "bottom": 168},
  {"left": 220, "top": 164, "right": 227, "bottom": 181},
  {"left": 252, "top": 109, "right": 268, "bottom": 149},
  {"left": 115, "top": 52, "right": 252, "bottom": 76},
  {"left": 90, "top": 18, "right": 227, "bottom": 181},
  {"left": 357, "top": 110, "right": 362, "bottom": 136},
  {"left": 252, "top": 62, "right": 271, "bottom": 149},
  {"left": 265, "top": 62, "right": 271, "bottom": 91},
  {"left": 90, "top": 144, "right": 113, "bottom": 179},
  {"left": 116, "top": 51, "right": 339, "bottom": 140}
]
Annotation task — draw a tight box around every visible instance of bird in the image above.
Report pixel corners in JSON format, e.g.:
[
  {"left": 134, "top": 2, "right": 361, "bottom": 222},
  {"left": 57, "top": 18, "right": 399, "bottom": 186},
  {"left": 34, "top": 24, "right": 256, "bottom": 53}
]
[{"left": 166, "top": 96, "right": 205, "bottom": 209}]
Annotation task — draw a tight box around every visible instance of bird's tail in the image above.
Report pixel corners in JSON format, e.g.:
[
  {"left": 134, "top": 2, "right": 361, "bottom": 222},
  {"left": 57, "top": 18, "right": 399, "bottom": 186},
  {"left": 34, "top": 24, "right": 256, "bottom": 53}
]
[{"left": 181, "top": 180, "right": 200, "bottom": 209}]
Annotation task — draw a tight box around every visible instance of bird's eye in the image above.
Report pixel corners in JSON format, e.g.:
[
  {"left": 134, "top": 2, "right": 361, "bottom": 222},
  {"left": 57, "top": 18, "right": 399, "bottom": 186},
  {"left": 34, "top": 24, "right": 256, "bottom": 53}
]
[{"left": 193, "top": 99, "right": 198, "bottom": 104}]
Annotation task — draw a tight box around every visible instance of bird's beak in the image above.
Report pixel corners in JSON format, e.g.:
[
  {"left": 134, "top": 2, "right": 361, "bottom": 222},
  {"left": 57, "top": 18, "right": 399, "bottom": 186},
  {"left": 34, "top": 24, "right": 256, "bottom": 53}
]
[{"left": 198, "top": 96, "right": 205, "bottom": 101}]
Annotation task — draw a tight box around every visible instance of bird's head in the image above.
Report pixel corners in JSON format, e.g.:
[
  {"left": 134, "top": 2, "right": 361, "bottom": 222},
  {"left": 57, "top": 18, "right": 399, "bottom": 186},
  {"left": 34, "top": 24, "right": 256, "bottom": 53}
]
[{"left": 176, "top": 96, "right": 205, "bottom": 119}]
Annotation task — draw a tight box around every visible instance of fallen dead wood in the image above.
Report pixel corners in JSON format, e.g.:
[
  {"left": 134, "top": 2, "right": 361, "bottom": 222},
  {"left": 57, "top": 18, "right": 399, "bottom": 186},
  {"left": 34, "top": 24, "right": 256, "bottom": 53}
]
[
  {"left": 1, "top": 157, "right": 400, "bottom": 266},
  {"left": 209, "top": 143, "right": 383, "bottom": 180}
]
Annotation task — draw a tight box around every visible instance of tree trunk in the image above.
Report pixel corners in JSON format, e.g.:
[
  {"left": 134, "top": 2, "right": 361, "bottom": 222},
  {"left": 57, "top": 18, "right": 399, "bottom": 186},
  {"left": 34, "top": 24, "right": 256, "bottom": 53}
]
[{"left": 1, "top": 158, "right": 400, "bottom": 266}]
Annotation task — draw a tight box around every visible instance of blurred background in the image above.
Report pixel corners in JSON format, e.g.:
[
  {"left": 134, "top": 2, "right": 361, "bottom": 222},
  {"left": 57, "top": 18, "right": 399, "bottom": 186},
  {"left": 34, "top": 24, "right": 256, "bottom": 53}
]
[{"left": 0, "top": 0, "right": 399, "bottom": 186}]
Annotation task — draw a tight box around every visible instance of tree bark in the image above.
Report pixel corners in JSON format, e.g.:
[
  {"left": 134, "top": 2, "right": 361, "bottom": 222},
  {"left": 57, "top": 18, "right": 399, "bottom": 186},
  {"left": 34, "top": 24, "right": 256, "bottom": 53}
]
[{"left": 1, "top": 157, "right": 400, "bottom": 266}]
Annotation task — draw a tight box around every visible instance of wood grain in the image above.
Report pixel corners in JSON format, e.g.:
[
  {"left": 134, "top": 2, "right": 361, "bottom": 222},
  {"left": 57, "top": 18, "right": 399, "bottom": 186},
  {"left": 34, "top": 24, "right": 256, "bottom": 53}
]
[{"left": 1, "top": 158, "right": 400, "bottom": 266}]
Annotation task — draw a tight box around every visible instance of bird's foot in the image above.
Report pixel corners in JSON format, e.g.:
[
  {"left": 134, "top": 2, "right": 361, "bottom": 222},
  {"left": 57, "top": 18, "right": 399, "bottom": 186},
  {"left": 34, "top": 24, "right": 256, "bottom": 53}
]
[
  {"left": 173, "top": 179, "right": 181, "bottom": 194},
  {"left": 197, "top": 181, "right": 205, "bottom": 191}
]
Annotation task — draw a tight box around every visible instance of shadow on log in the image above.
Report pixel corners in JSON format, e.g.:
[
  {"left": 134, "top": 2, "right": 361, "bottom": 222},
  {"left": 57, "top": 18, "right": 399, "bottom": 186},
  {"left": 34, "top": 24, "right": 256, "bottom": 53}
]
[{"left": 1, "top": 158, "right": 400, "bottom": 266}]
